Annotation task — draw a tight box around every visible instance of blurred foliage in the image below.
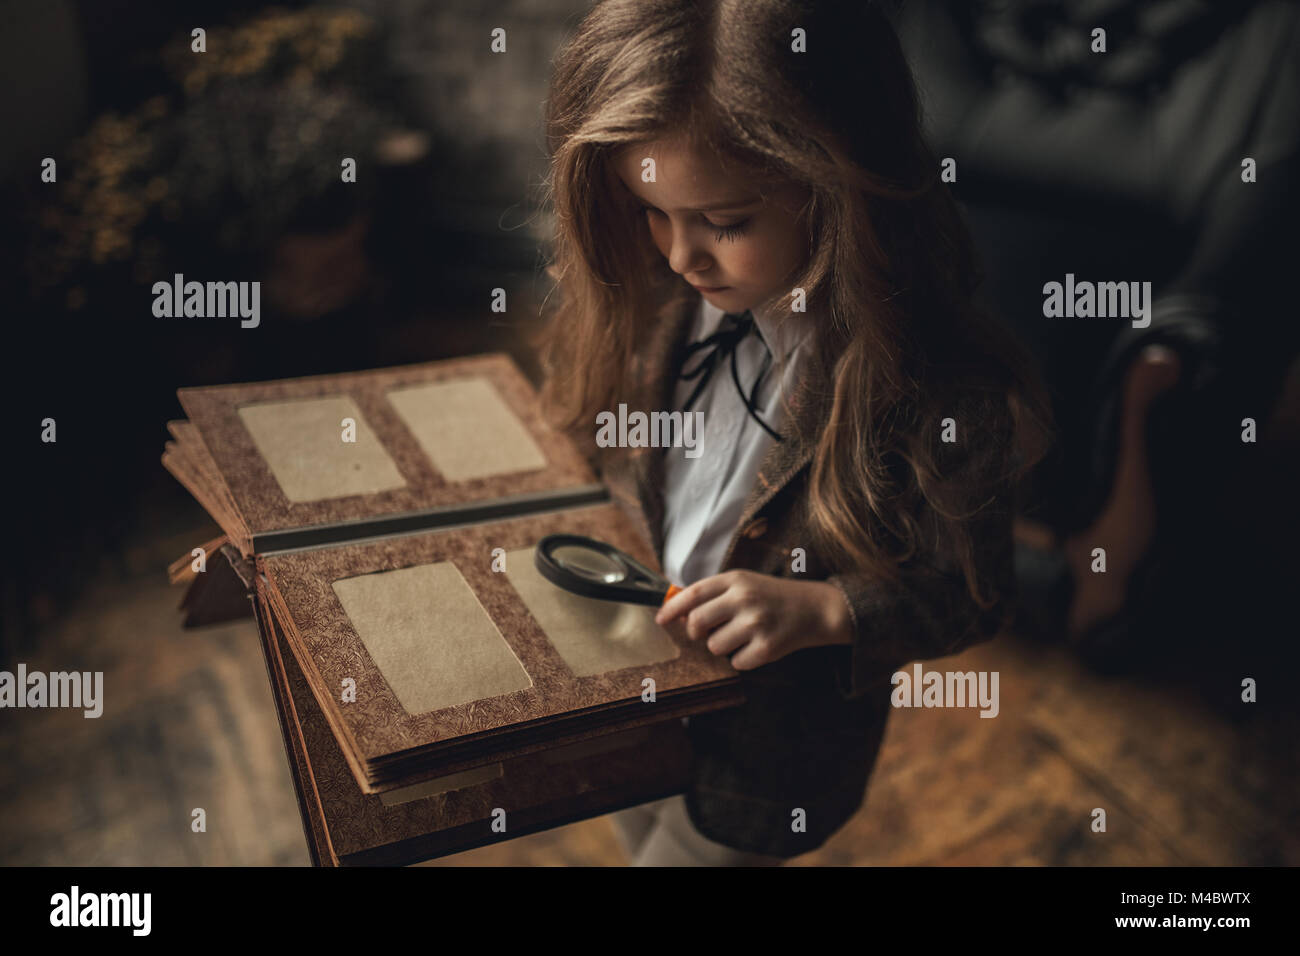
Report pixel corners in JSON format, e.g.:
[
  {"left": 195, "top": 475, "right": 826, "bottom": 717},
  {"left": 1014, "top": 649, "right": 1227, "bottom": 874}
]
[
  {"left": 23, "top": 6, "right": 407, "bottom": 310},
  {"left": 160, "top": 7, "right": 376, "bottom": 95}
]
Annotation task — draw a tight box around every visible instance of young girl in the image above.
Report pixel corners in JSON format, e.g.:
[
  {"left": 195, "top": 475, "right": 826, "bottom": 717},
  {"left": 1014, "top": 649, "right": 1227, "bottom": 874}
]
[{"left": 536, "top": 0, "right": 1053, "bottom": 865}]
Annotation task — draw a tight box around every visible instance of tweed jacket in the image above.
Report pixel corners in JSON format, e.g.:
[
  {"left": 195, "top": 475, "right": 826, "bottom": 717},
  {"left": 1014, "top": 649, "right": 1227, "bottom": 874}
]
[{"left": 573, "top": 296, "right": 1019, "bottom": 857}]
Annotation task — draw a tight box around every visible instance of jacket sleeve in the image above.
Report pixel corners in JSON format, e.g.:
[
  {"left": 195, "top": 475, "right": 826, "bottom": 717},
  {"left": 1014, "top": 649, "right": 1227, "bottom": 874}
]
[{"left": 825, "top": 393, "right": 1019, "bottom": 700}]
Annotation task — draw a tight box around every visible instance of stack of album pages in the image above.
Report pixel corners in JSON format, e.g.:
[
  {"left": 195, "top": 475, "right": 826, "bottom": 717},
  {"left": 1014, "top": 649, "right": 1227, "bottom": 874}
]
[{"left": 162, "top": 353, "right": 742, "bottom": 865}]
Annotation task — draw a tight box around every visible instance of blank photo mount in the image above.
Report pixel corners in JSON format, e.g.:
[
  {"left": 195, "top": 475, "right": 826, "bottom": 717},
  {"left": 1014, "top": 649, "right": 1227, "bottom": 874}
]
[
  {"left": 237, "top": 396, "right": 407, "bottom": 503},
  {"left": 331, "top": 562, "right": 533, "bottom": 716},
  {"left": 503, "top": 546, "right": 680, "bottom": 678},
  {"left": 386, "top": 378, "right": 548, "bottom": 483}
]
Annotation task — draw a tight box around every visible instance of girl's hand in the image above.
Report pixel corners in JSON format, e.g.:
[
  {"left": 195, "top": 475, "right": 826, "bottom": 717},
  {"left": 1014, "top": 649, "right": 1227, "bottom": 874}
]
[{"left": 655, "top": 570, "right": 853, "bottom": 670}]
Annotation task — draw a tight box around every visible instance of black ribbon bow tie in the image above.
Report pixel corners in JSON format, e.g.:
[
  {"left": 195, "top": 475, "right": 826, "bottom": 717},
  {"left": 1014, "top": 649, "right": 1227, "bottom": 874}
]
[{"left": 676, "top": 310, "right": 784, "bottom": 442}]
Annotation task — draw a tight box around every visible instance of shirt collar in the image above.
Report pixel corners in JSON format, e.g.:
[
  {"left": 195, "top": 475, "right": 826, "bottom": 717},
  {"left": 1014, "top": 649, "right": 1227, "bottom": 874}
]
[{"left": 699, "top": 296, "right": 814, "bottom": 361}]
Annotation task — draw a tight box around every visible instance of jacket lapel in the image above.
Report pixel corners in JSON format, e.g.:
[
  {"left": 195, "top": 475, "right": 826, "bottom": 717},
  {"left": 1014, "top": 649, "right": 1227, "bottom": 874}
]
[{"left": 716, "top": 349, "right": 833, "bottom": 570}]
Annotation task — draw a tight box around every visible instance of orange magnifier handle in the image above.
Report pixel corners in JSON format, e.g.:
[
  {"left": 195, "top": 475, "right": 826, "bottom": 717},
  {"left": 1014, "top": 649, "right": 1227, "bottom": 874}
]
[{"left": 662, "top": 585, "right": 682, "bottom": 605}]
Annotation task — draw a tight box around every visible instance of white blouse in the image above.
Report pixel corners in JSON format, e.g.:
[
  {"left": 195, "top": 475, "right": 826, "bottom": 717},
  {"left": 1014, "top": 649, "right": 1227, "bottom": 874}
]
[{"left": 660, "top": 295, "right": 814, "bottom": 587}]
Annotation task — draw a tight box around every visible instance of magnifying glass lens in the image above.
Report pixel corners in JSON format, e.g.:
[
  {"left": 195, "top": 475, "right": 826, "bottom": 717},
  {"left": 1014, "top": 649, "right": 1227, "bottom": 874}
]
[{"left": 549, "top": 544, "right": 627, "bottom": 584}]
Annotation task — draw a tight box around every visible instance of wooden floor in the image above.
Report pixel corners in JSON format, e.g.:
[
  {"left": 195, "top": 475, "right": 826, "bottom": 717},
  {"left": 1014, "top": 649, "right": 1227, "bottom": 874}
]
[{"left": 2, "top": 514, "right": 1295, "bottom": 867}]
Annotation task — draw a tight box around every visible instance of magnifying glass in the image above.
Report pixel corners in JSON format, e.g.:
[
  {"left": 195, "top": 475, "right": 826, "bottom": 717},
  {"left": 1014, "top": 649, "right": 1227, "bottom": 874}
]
[{"left": 535, "top": 534, "right": 682, "bottom": 607}]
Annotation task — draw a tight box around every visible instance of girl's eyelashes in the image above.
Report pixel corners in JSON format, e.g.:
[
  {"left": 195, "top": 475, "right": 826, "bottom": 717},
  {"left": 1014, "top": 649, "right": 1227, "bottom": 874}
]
[
  {"left": 710, "top": 219, "right": 751, "bottom": 242},
  {"left": 637, "top": 203, "right": 752, "bottom": 242}
]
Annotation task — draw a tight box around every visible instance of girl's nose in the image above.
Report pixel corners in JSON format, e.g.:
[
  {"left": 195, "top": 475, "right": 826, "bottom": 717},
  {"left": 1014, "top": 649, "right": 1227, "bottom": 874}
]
[{"left": 666, "top": 225, "right": 712, "bottom": 277}]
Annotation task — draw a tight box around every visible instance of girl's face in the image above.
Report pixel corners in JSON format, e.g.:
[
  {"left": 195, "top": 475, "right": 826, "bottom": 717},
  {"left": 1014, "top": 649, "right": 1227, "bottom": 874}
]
[{"left": 613, "top": 136, "right": 809, "bottom": 314}]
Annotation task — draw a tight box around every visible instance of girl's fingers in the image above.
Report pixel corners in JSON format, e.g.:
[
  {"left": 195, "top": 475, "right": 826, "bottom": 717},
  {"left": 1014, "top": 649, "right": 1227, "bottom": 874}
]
[
  {"left": 656, "top": 572, "right": 734, "bottom": 624},
  {"left": 705, "top": 619, "right": 754, "bottom": 659},
  {"left": 679, "top": 590, "right": 745, "bottom": 640},
  {"left": 727, "top": 633, "right": 770, "bottom": 671}
]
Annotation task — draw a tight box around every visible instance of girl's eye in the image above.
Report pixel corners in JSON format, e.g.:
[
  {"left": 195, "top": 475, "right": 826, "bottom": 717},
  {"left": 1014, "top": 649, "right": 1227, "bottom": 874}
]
[
  {"left": 708, "top": 219, "right": 751, "bottom": 242},
  {"left": 638, "top": 203, "right": 750, "bottom": 242}
]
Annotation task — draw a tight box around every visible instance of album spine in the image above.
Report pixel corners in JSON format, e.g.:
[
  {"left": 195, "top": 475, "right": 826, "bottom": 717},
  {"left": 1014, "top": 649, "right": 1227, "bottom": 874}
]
[{"left": 251, "top": 482, "right": 611, "bottom": 555}]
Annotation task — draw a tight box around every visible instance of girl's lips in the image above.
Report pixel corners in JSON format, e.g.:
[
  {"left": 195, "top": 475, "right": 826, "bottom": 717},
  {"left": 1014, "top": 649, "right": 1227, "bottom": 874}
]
[{"left": 692, "top": 284, "right": 730, "bottom": 292}]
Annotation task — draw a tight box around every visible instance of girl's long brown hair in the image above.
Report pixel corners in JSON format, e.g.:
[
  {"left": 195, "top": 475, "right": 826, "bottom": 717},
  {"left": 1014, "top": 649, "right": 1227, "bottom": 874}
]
[{"left": 536, "top": 0, "right": 1054, "bottom": 607}]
